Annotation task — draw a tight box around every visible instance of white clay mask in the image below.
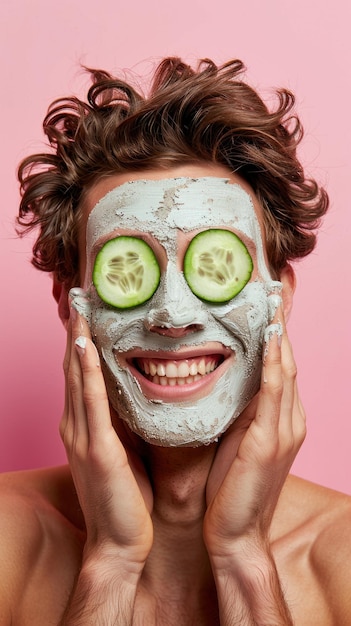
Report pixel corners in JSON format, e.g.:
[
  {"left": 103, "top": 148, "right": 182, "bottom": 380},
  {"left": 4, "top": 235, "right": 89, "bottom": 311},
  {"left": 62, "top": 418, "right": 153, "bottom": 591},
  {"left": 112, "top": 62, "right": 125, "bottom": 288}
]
[{"left": 75, "top": 177, "right": 281, "bottom": 447}]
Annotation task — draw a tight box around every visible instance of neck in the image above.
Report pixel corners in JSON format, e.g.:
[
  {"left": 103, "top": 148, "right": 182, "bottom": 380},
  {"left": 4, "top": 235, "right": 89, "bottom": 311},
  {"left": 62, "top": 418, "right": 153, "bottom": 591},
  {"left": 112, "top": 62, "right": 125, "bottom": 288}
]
[
  {"left": 143, "top": 443, "right": 216, "bottom": 585},
  {"left": 139, "top": 444, "right": 219, "bottom": 624},
  {"left": 112, "top": 421, "right": 220, "bottom": 623},
  {"left": 145, "top": 443, "right": 217, "bottom": 523},
  {"left": 116, "top": 417, "right": 218, "bottom": 523}
]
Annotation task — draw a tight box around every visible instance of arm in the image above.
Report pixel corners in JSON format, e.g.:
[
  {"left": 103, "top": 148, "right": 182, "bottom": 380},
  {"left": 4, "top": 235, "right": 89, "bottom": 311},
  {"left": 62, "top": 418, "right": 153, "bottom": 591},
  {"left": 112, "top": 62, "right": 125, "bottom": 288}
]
[
  {"left": 210, "top": 540, "right": 292, "bottom": 626},
  {"left": 59, "top": 305, "right": 153, "bottom": 625},
  {"left": 204, "top": 297, "right": 305, "bottom": 625}
]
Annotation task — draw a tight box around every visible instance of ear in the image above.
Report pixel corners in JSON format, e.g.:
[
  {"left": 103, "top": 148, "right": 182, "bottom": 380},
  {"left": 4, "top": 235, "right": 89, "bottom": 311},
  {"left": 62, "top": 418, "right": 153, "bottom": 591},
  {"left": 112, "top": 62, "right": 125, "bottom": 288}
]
[
  {"left": 52, "top": 279, "right": 70, "bottom": 328},
  {"left": 279, "top": 264, "right": 296, "bottom": 322}
]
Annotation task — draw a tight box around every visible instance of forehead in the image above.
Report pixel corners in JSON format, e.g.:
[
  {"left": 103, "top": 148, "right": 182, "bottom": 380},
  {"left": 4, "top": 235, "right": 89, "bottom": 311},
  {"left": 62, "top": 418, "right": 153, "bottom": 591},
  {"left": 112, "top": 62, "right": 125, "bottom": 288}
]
[{"left": 86, "top": 176, "right": 263, "bottom": 245}]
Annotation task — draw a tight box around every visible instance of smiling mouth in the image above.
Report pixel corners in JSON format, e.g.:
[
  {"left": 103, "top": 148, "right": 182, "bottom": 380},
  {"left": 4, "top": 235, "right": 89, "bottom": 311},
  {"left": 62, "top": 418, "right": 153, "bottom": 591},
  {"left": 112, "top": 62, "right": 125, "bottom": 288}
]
[{"left": 133, "top": 355, "right": 224, "bottom": 387}]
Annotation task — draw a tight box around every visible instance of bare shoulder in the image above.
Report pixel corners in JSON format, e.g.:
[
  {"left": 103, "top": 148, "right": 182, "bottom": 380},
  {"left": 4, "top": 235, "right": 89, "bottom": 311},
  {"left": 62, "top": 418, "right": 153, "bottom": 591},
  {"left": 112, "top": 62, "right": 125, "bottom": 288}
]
[
  {"left": 0, "top": 466, "right": 84, "bottom": 624},
  {"left": 275, "top": 475, "right": 351, "bottom": 624},
  {"left": 0, "top": 464, "right": 83, "bottom": 533},
  {"left": 280, "top": 474, "right": 351, "bottom": 538},
  {"left": 300, "top": 478, "right": 351, "bottom": 624}
]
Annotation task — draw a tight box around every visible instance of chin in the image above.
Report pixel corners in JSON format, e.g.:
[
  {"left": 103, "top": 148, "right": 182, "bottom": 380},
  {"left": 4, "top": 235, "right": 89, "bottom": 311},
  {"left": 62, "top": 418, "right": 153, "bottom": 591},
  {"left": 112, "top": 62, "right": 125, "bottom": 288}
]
[{"left": 101, "top": 357, "right": 261, "bottom": 447}]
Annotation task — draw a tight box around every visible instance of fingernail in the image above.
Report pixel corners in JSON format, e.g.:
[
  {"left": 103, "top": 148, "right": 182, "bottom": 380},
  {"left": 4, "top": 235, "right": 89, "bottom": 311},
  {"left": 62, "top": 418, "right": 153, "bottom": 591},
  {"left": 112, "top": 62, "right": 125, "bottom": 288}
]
[
  {"left": 69, "top": 287, "right": 86, "bottom": 301},
  {"left": 263, "top": 322, "right": 283, "bottom": 361},
  {"left": 69, "top": 288, "right": 91, "bottom": 323},
  {"left": 264, "top": 322, "right": 283, "bottom": 344},
  {"left": 268, "top": 294, "right": 282, "bottom": 322},
  {"left": 266, "top": 280, "right": 283, "bottom": 295},
  {"left": 75, "top": 335, "right": 86, "bottom": 357}
]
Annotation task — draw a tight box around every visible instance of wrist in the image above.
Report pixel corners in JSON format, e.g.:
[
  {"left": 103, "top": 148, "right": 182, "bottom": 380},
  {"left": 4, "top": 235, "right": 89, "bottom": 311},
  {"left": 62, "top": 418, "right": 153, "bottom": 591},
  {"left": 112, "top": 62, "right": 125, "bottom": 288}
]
[
  {"left": 209, "top": 539, "right": 293, "bottom": 626},
  {"left": 82, "top": 542, "right": 146, "bottom": 588},
  {"left": 206, "top": 531, "right": 271, "bottom": 572},
  {"left": 61, "top": 548, "right": 143, "bottom": 625}
]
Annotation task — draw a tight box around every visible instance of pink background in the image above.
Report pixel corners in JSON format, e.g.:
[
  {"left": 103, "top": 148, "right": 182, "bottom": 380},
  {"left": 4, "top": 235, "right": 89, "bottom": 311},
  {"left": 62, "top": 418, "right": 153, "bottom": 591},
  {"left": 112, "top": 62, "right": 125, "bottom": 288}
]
[{"left": 1, "top": 0, "right": 350, "bottom": 493}]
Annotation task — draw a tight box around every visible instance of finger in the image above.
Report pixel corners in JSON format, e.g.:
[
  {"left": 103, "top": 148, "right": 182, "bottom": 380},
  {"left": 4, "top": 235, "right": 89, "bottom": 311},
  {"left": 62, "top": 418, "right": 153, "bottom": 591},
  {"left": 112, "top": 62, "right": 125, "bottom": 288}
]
[
  {"left": 291, "top": 379, "right": 307, "bottom": 448},
  {"left": 74, "top": 332, "right": 134, "bottom": 473},
  {"left": 67, "top": 306, "right": 90, "bottom": 449},
  {"left": 257, "top": 315, "right": 284, "bottom": 433},
  {"left": 72, "top": 323, "right": 117, "bottom": 447},
  {"left": 70, "top": 289, "right": 91, "bottom": 341},
  {"left": 278, "top": 306, "right": 306, "bottom": 451},
  {"left": 262, "top": 301, "right": 304, "bottom": 457},
  {"left": 60, "top": 315, "right": 74, "bottom": 442},
  {"left": 278, "top": 327, "right": 296, "bottom": 440}
]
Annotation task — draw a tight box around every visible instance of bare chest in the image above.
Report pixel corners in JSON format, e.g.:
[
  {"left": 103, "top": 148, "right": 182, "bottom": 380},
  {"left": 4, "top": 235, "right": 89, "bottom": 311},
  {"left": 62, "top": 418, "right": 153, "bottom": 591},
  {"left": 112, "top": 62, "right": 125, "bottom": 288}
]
[{"left": 11, "top": 534, "right": 333, "bottom": 626}]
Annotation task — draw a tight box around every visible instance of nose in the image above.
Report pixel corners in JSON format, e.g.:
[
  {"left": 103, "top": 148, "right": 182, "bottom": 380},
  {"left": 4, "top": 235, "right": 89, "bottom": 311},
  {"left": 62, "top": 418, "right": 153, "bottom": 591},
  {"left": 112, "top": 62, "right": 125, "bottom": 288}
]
[{"left": 144, "top": 263, "right": 207, "bottom": 337}]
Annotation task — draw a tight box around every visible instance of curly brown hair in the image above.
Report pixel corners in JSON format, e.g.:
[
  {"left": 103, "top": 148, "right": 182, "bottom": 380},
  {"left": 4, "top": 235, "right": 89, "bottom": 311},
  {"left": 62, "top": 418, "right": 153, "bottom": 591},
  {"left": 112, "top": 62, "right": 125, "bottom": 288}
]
[{"left": 17, "top": 57, "right": 328, "bottom": 287}]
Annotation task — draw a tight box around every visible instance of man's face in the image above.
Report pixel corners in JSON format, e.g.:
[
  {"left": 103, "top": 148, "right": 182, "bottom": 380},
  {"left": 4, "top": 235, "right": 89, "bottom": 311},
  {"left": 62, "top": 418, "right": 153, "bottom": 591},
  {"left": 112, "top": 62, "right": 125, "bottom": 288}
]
[{"left": 75, "top": 164, "right": 280, "bottom": 447}]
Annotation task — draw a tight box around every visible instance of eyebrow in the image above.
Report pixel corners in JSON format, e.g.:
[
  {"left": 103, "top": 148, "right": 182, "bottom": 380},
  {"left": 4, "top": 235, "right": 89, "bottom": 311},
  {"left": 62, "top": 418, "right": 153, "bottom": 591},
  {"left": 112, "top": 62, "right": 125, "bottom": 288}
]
[
  {"left": 180, "top": 226, "right": 258, "bottom": 255},
  {"left": 90, "top": 225, "right": 258, "bottom": 265},
  {"left": 90, "top": 229, "right": 165, "bottom": 261}
]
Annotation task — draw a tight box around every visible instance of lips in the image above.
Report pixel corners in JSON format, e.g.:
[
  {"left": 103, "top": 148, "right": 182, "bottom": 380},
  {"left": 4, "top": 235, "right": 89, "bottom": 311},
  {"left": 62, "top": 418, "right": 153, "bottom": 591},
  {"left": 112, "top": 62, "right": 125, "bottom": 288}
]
[{"left": 134, "top": 355, "right": 223, "bottom": 387}]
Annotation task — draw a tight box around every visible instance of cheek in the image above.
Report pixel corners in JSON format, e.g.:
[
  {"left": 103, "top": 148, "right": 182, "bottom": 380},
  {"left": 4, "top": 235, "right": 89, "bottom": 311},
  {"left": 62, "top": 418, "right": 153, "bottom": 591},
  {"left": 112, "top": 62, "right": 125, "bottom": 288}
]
[
  {"left": 90, "top": 301, "right": 139, "bottom": 349},
  {"left": 90, "top": 306, "right": 116, "bottom": 345},
  {"left": 211, "top": 283, "right": 270, "bottom": 350}
]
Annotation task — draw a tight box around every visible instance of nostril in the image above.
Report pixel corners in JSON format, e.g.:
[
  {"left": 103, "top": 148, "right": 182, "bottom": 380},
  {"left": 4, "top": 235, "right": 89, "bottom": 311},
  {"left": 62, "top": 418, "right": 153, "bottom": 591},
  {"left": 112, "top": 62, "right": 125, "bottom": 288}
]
[
  {"left": 147, "top": 324, "right": 203, "bottom": 338},
  {"left": 145, "top": 308, "right": 202, "bottom": 330},
  {"left": 145, "top": 303, "right": 208, "bottom": 331}
]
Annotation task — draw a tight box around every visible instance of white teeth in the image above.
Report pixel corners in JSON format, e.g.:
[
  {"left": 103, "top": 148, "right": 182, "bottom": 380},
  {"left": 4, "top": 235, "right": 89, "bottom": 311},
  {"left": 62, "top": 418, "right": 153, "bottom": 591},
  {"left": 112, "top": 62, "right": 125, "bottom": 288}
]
[
  {"left": 137, "top": 356, "right": 221, "bottom": 387},
  {"left": 165, "top": 362, "right": 178, "bottom": 378},
  {"left": 178, "top": 362, "right": 190, "bottom": 378},
  {"left": 157, "top": 363, "right": 166, "bottom": 376},
  {"left": 198, "top": 358, "right": 206, "bottom": 375},
  {"left": 189, "top": 362, "right": 198, "bottom": 375},
  {"left": 150, "top": 362, "right": 157, "bottom": 376}
]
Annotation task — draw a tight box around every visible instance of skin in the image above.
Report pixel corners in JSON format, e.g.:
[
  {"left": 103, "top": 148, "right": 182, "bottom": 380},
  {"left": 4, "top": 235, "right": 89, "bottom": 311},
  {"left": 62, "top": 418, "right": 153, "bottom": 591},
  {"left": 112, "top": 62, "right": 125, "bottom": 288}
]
[{"left": 1, "top": 163, "right": 351, "bottom": 625}]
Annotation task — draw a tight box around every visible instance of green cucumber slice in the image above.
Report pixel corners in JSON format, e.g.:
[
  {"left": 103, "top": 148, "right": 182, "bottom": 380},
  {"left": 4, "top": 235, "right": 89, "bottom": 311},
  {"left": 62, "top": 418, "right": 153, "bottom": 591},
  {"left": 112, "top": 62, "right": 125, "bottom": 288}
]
[
  {"left": 183, "top": 229, "right": 253, "bottom": 303},
  {"left": 93, "top": 236, "right": 160, "bottom": 309}
]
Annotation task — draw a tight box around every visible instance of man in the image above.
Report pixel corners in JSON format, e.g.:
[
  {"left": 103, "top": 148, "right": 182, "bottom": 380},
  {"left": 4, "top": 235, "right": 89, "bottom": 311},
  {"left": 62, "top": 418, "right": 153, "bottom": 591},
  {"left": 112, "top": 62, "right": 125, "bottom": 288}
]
[{"left": 1, "top": 57, "right": 350, "bottom": 625}]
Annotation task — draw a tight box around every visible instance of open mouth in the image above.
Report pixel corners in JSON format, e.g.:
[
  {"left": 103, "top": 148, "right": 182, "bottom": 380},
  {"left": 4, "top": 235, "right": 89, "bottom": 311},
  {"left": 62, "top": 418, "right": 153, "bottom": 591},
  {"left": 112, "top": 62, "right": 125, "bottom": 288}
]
[{"left": 133, "top": 355, "right": 224, "bottom": 387}]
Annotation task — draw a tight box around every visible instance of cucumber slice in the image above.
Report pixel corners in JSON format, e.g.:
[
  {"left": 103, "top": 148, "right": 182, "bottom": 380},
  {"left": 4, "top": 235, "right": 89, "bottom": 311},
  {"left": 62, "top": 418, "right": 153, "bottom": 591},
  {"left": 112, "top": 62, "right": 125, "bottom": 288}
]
[
  {"left": 93, "top": 236, "right": 160, "bottom": 309},
  {"left": 183, "top": 229, "right": 253, "bottom": 303}
]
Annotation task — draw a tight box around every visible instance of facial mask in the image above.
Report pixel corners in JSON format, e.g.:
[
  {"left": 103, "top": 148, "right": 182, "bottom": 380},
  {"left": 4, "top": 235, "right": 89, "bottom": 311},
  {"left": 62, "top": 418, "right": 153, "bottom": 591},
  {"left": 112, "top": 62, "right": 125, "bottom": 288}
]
[{"left": 74, "top": 177, "right": 281, "bottom": 447}]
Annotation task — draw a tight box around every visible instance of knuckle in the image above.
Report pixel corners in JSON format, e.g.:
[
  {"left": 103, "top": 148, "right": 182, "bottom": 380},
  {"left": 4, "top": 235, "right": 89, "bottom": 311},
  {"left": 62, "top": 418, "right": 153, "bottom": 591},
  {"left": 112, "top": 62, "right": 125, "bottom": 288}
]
[
  {"left": 73, "top": 440, "right": 89, "bottom": 462},
  {"left": 283, "top": 347, "right": 297, "bottom": 379},
  {"left": 285, "top": 361, "right": 297, "bottom": 380},
  {"left": 86, "top": 445, "right": 105, "bottom": 468},
  {"left": 263, "top": 377, "right": 283, "bottom": 398},
  {"left": 79, "top": 359, "right": 95, "bottom": 374},
  {"left": 59, "top": 417, "right": 66, "bottom": 438},
  {"left": 283, "top": 433, "right": 295, "bottom": 456},
  {"left": 82, "top": 387, "right": 107, "bottom": 408},
  {"left": 63, "top": 355, "right": 70, "bottom": 377},
  {"left": 295, "top": 419, "right": 307, "bottom": 445},
  {"left": 59, "top": 422, "right": 73, "bottom": 449},
  {"left": 67, "top": 369, "right": 82, "bottom": 393}
]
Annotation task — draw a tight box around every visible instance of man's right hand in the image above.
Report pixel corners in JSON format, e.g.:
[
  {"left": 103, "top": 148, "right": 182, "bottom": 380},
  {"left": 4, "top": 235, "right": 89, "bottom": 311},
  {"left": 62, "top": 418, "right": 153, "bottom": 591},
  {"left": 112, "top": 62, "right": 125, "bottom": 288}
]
[{"left": 59, "top": 304, "right": 153, "bottom": 624}]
